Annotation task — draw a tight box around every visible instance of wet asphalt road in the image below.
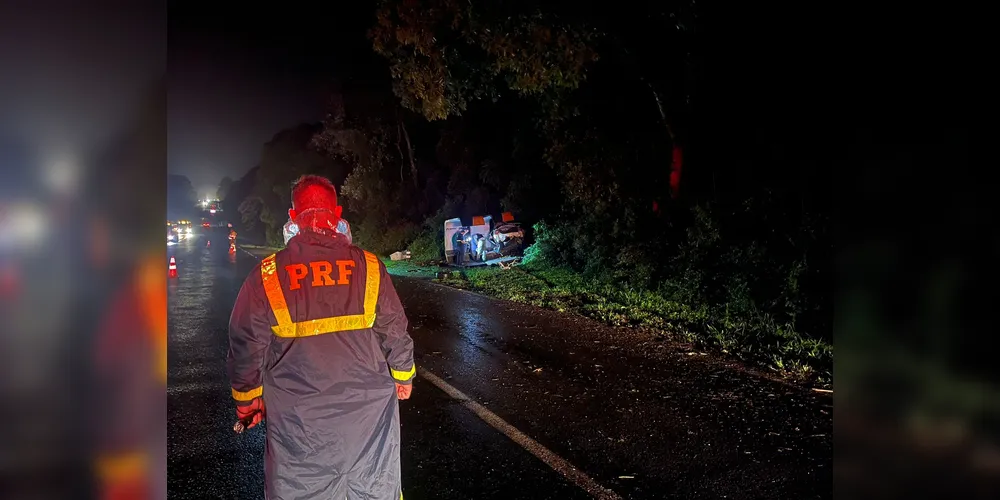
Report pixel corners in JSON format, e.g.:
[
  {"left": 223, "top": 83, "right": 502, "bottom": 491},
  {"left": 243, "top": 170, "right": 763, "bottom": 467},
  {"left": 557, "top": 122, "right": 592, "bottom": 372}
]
[{"left": 167, "top": 232, "right": 832, "bottom": 499}]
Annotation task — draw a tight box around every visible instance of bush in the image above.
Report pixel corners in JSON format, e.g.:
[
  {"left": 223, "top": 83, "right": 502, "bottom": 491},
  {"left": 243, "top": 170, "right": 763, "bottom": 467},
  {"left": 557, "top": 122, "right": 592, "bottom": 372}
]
[
  {"left": 520, "top": 196, "right": 829, "bottom": 352},
  {"left": 403, "top": 197, "right": 466, "bottom": 262},
  {"left": 353, "top": 217, "right": 420, "bottom": 256},
  {"left": 265, "top": 225, "right": 284, "bottom": 247},
  {"left": 351, "top": 196, "right": 475, "bottom": 259},
  {"left": 408, "top": 230, "right": 443, "bottom": 262},
  {"left": 521, "top": 220, "right": 578, "bottom": 267},
  {"left": 657, "top": 199, "right": 828, "bottom": 344},
  {"left": 453, "top": 255, "right": 829, "bottom": 381},
  {"left": 382, "top": 223, "right": 421, "bottom": 254}
]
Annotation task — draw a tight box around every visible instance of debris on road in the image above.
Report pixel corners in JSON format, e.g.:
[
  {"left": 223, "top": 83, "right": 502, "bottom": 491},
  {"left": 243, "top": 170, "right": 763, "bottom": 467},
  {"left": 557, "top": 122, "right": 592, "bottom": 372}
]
[{"left": 497, "top": 257, "right": 522, "bottom": 270}]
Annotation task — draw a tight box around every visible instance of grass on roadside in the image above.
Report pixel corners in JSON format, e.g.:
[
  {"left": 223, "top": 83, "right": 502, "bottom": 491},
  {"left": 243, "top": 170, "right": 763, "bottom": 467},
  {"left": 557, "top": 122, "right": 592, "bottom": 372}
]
[
  {"left": 385, "top": 258, "right": 831, "bottom": 385},
  {"left": 381, "top": 259, "right": 448, "bottom": 279}
]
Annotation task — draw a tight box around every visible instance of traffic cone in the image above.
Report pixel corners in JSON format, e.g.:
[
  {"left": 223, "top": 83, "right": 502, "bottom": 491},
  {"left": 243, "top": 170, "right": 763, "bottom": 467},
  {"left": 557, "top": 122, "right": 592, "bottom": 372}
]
[
  {"left": 168, "top": 257, "right": 177, "bottom": 278},
  {"left": 207, "top": 240, "right": 211, "bottom": 248},
  {"left": 229, "top": 242, "right": 236, "bottom": 254}
]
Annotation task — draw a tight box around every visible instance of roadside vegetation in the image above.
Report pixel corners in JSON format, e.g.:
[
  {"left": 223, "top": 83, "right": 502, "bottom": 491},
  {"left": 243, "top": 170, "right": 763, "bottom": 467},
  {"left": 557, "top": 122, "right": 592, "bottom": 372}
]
[
  {"left": 385, "top": 205, "right": 831, "bottom": 386},
  {"left": 466, "top": 265, "right": 829, "bottom": 384}
]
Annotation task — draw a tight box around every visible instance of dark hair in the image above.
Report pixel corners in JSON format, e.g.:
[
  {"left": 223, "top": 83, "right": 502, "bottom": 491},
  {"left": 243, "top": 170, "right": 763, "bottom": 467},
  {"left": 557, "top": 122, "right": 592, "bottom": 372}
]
[{"left": 291, "top": 175, "right": 338, "bottom": 211}]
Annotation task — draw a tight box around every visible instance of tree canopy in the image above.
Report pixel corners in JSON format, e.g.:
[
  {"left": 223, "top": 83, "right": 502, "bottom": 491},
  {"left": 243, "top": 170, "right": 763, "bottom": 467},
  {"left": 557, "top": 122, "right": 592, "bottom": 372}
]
[
  {"left": 216, "top": 176, "right": 233, "bottom": 201},
  {"left": 167, "top": 174, "right": 197, "bottom": 221},
  {"left": 233, "top": 123, "right": 346, "bottom": 245},
  {"left": 369, "top": 0, "right": 600, "bottom": 121}
]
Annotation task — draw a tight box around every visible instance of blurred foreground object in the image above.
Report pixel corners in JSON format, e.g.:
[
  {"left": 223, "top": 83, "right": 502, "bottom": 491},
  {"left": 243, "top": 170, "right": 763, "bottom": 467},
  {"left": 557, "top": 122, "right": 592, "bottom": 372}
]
[
  {"left": 0, "top": 201, "right": 49, "bottom": 251},
  {"left": 836, "top": 122, "right": 1000, "bottom": 498},
  {"left": 88, "top": 74, "right": 166, "bottom": 500},
  {"left": 2, "top": 1, "right": 165, "bottom": 497},
  {"left": 93, "top": 255, "right": 166, "bottom": 500}
]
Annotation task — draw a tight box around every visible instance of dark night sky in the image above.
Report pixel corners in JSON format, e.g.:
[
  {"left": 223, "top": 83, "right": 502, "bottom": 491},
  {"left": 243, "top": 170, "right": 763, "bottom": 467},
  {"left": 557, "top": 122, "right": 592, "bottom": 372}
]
[
  {"left": 167, "top": 38, "right": 326, "bottom": 198},
  {"left": 167, "top": 2, "right": 369, "bottom": 198}
]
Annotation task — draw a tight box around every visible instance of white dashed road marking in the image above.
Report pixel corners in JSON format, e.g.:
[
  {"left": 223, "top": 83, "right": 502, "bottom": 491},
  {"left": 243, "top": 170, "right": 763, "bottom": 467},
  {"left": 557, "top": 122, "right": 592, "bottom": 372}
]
[{"left": 419, "top": 368, "right": 622, "bottom": 500}]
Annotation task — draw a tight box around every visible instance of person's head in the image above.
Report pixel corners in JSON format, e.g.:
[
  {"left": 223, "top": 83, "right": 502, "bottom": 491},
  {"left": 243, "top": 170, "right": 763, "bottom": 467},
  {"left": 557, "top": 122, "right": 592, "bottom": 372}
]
[
  {"left": 289, "top": 175, "right": 343, "bottom": 233},
  {"left": 289, "top": 175, "right": 340, "bottom": 218}
]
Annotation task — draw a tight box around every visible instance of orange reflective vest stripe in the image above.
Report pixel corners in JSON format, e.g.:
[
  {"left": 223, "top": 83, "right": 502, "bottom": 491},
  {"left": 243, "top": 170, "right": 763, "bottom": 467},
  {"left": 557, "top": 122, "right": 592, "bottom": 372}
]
[
  {"left": 138, "top": 255, "right": 167, "bottom": 383},
  {"left": 260, "top": 251, "right": 380, "bottom": 338},
  {"left": 95, "top": 451, "right": 148, "bottom": 484}
]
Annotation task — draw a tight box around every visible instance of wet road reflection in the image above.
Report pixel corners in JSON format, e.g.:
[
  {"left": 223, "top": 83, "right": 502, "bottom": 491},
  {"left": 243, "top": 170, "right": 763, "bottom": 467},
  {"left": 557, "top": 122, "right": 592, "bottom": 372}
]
[{"left": 393, "top": 276, "right": 832, "bottom": 499}]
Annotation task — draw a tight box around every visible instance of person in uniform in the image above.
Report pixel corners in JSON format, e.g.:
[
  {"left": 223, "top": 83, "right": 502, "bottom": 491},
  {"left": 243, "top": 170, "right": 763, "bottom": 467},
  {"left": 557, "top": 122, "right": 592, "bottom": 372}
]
[
  {"left": 228, "top": 174, "right": 415, "bottom": 500},
  {"left": 451, "top": 227, "right": 470, "bottom": 266}
]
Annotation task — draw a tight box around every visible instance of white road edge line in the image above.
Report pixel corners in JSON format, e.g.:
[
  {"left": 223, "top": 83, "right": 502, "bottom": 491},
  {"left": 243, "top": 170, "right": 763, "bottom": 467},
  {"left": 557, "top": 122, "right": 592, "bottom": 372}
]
[
  {"left": 244, "top": 250, "right": 621, "bottom": 498},
  {"left": 241, "top": 247, "right": 263, "bottom": 260},
  {"left": 419, "top": 368, "right": 623, "bottom": 500}
]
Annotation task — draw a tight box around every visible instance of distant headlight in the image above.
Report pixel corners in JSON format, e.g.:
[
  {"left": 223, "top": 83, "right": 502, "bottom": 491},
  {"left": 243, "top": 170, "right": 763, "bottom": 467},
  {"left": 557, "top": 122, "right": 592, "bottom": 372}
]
[{"left": 186, "top": 227, "right": 193, "bottom": 234}]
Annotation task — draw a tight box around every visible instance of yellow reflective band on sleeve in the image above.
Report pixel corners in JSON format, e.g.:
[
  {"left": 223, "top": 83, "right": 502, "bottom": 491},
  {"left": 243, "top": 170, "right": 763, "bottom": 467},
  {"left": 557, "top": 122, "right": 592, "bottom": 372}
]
[
  {"left": 261, "top": 251, "right": 380, "bottom": 338},
  {"left": 232, "top": 385, "right": 263, "bottom": 401},
  {"left": 95, "top": 452, "right": 147, "bottom": 483},
  {"left": 391, "top": 364, "right": 416, "bottom": 382}
]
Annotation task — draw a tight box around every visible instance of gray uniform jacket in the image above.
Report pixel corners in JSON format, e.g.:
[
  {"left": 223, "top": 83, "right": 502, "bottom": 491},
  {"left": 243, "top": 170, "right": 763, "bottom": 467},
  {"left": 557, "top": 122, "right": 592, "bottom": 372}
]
[{"left": 228, "top": 230, "right": 414, "bottom": 500}]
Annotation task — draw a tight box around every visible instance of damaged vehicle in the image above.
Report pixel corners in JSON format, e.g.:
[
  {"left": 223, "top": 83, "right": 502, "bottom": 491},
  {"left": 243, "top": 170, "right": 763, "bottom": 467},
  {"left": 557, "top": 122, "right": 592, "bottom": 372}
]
[
  {"left": 490, "top": 220, "right": 525, "bottom": 257},
  {"left": 444, "top": 212, "right": 526, "bottom": 265}
]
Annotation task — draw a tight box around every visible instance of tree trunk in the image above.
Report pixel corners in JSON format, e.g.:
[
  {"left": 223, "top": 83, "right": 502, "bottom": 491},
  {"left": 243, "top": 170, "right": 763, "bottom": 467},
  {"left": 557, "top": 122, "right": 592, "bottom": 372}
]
[
  {"left": 615, "top": 36, "right": 685, "bottom": 200},
  {"left": 396, "top": 123, "right": 405, "bottom": 184},
  {"left": 399, "top": 118, "right": 418, "bottom": 190},
  {"left": 647, "top": 82, "right": 675, "bottom": 143},
  {"left": 648, "top": 83, "right": 683, "bottom": 199}
]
